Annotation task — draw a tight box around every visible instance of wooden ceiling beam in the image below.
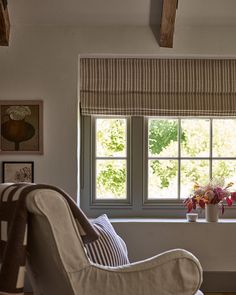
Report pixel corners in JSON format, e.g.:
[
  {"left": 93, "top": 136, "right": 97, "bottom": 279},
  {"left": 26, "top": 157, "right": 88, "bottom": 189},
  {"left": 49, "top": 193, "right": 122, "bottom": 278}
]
[
  {"left": 0, "top": 0, "right": 10, "bottom": 46},
  {"left": 159, "top": 0, "right": 178, "bottom": 48}
]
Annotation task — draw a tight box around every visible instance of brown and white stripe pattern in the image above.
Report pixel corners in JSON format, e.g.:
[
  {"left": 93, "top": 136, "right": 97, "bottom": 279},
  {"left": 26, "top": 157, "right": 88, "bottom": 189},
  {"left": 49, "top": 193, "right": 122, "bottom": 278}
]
[
  {"left": 0, "top": 183, "right": 29, "bottom": 295},
  {"left": 85, "top": 214, "right": 129, "bottom": 267},
  {"left": 80, "top": 58, "right": 236, "bottom": 116},
  {"left": 0, "top": 183, "right": 99, "bottom": 294}
]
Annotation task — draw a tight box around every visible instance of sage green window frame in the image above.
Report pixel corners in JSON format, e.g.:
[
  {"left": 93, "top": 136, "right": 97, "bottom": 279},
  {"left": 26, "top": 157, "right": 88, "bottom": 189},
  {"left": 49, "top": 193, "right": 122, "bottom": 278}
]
[
  {"left": 81, "top": 116, "right": 149, "bottom": 218},
  {"left": 80, "top": 116, "right": 236, "bottom": 218},
  {"left": 91, "top": 116, "right": 131, "bottom": 206},
  {"left": 143, "top": 117, "right": 236, "bottom": 206},
  {"left": 81, "top": 116, "right": 188, "bottom": 218}
]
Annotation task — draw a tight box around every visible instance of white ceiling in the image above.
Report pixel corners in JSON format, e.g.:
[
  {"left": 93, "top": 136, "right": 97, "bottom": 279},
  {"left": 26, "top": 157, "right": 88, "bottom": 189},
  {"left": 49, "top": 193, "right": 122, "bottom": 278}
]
[
  {"left": 8, "top": 0, "right": 236, "bottom": 27},
  {"left": 8, "top": 0, "right": 162, "bottom": 26},
  {"left": 177, "top": 0, "right": 236, "bottom": 26}
]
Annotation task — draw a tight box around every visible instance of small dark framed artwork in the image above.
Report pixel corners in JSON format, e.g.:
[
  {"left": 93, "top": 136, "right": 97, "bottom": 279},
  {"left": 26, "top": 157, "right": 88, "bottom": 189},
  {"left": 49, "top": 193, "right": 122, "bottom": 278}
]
[
  {"left": 0, "top": 100, "right": 43, "bottom": 154},
  {"left": 2, "top": 161, "right": 34, "bottom": 183}
]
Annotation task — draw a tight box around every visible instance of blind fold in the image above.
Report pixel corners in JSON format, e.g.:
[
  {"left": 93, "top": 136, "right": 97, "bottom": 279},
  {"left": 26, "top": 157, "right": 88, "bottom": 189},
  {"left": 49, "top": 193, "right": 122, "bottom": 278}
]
[{"left": 80, "top": 58, "right": 236, "bottom": 116}]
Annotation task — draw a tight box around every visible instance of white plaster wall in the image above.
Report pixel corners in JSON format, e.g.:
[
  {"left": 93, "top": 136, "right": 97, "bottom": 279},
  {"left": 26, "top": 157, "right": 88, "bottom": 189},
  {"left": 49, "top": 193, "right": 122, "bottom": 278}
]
[
  {"left": 0, "top": 25, "right": 160, "bottom": 197},
  {"left": 112, "top": 219, "right": 236, "bottom": 272},
  {"left": 1, "top": 24, "right": 236, "bottom": 197},
  {"left": 1, "top": 25, "right": 236, "bottom": 274}
]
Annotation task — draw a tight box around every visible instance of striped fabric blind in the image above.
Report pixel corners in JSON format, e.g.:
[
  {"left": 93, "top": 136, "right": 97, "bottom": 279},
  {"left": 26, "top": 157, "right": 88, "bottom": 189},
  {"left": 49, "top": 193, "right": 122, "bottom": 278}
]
[{"left": 80, "top": 58, "right": 236, "bottom": 116}]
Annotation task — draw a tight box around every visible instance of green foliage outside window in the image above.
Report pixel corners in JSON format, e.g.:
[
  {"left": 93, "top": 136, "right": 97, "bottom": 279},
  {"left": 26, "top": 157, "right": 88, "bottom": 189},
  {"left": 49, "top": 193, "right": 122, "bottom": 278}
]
[
  {"left": 97, "top": 119, "right": 125, "bottom": 156},
  {"left": 97, "top": 162, "right": 126, "bottom": 198},
  {"left": 96, "top": 118, "right": 236, "bottom": 199},
  {"left": 96, "top": 119, "right": 126, "bottom": 199}
]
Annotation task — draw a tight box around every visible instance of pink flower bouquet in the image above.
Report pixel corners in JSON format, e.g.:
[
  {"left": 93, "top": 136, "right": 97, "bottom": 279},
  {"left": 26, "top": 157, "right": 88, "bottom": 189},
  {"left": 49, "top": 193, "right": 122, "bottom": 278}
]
[{"left": 184, "top": 179, "right": 236, "bottom": 214}]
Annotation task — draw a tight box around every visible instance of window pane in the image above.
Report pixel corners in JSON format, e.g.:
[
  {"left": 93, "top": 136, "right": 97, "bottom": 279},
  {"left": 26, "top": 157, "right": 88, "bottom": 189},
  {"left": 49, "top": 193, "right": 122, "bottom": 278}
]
[
  {"left": 148, "top": 160, "right": 178, "bottom": 199},
  {"left": 96, "top": 118, "right": 126, "bottom": 157},
  {"left": 148, "top": 119, "right": 178, "bottom": 157},
  {"left": 213, "top": 119, "right": 236, "bottom": 157},
  {"left": 181, "top": 160, "right": 209, "bottom": 198},
  {"left": 96, "top": 160, "right": 127, "bottom": 199},
  {"left": 213, "top": 160, "right": 236, "bottom": 190},
  {"left": 181, "top": 119, "right": 210, "bottom": 157}
]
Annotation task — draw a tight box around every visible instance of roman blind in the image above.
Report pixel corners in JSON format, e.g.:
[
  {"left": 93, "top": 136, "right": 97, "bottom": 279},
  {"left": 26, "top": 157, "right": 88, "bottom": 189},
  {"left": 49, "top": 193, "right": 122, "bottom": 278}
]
[{"left": 80, "top": 58, "right": 236, "bottom": 116}]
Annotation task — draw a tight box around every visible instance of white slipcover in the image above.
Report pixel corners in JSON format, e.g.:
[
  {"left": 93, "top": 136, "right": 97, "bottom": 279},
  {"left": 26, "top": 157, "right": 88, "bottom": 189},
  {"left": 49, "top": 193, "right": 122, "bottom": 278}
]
[{"left": 26, "top": 189, "right": 203, "bottom": 295}]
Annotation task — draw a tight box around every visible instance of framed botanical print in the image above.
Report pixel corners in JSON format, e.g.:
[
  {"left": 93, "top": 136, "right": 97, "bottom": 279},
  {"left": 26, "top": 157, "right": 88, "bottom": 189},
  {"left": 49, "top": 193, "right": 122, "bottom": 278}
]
[
  {"left": 2, "top": 161, "right": 34, "bottom": 183},
  {"left": 0, "top": 100, "right": 43, "bottom": 154}
]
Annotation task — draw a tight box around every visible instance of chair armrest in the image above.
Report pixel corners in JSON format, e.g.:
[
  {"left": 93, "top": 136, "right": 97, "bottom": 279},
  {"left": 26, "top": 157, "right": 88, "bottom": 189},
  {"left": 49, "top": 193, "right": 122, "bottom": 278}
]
[
  {"left": 71, "top": 249, "right": 203, "bottom": 295},
  {"left": 96, "top": 248, "right": 202, "bottom": 273}
]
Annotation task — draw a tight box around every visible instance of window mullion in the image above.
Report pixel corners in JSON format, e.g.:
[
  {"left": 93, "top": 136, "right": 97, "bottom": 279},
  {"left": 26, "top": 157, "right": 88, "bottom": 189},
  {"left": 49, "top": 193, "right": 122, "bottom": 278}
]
[
  {"left": 96, "top": 157, "right": 127, "bottom": 160},
  {"left": 131, "top": 117, "right": 145, "bottom": 208},
  {"left": 178, "top": 118, "right": 181, "bottom": 200},
  {"left": 92, "top": 116, "right": 96, "bottom": 204},
  {"left": 210, "top": 118, "right": 213, "bottom": 179},
  {"left": 126, "top": 116, "right": 131, "bottom": 204}
]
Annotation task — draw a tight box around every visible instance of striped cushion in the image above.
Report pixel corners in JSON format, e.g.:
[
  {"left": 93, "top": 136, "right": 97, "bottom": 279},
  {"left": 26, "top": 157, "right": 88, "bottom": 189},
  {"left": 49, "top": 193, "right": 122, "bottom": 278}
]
[{"left": 84, "top": 214, "right": 130, "bottom": 266}]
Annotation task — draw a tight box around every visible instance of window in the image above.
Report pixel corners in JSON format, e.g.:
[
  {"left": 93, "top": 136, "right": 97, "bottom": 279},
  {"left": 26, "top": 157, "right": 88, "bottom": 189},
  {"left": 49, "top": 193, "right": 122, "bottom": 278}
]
[
  {"left": 81, "top": 116, "right": 236, "bottom": 217},
  {"left": 147, "top": 118, "right": 236, "bottom": 202},
  {"left": 93, "top": 118, "right": 129, "bottom": 201}
]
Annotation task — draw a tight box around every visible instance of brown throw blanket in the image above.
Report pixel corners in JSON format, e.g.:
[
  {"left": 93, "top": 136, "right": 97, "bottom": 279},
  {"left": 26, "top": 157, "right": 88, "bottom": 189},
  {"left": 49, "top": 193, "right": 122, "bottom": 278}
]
[{"left": 0, "top": 183, "right": 99, "bottom": 294}]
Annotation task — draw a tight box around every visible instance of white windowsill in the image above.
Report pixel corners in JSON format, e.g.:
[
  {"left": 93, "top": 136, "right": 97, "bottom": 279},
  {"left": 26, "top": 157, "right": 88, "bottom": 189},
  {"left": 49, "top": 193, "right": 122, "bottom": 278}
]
[{"left": 110, "top": 218, "right": 236, "bottom": 223}]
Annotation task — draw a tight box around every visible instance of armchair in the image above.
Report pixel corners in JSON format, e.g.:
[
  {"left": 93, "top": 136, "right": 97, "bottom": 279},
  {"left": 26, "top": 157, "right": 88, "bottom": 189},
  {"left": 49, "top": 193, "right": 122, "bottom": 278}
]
[{"left": 25, "top": 188, "right": 203, "bottom": 295}]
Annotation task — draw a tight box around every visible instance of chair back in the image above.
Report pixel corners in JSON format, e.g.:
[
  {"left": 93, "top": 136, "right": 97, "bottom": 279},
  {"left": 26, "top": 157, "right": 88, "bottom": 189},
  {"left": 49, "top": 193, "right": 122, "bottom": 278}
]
[{"left": 26, "top": 189, "right": 90, "bottom": 295}]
